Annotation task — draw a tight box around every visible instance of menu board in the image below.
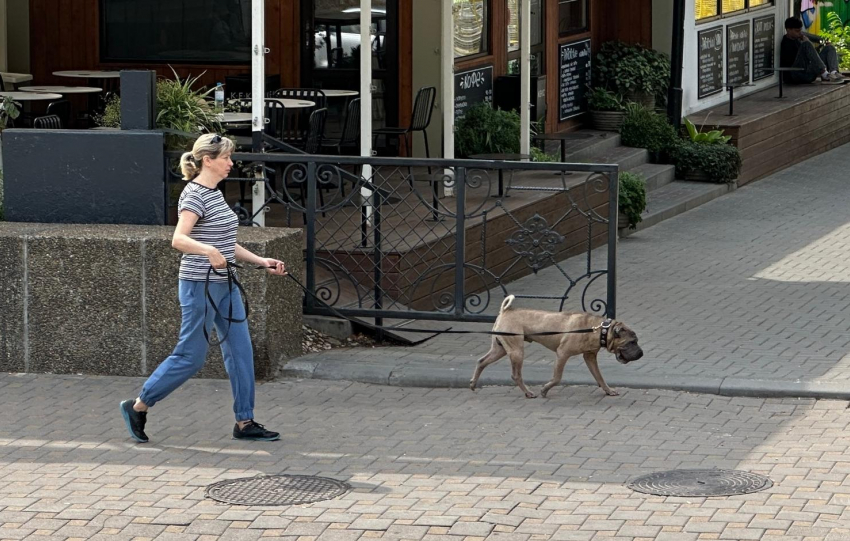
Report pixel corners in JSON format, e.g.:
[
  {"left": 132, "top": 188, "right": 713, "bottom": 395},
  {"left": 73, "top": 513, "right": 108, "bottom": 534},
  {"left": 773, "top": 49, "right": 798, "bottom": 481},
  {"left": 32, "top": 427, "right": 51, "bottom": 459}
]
[
  {"left": 726, "top": 21, "right": 751, "bottom": 85},
  {"left": 454, "top": 65, "right": 493, "bottom": 120},
  {"left": 698, "top": 26, "right": 723, "bottom": 98},
  {"left": 558, "top": 39, "right": 591, "bottom": 121},
  {"left": 752, "top": 15, "right": 776, "bottom": 81}
]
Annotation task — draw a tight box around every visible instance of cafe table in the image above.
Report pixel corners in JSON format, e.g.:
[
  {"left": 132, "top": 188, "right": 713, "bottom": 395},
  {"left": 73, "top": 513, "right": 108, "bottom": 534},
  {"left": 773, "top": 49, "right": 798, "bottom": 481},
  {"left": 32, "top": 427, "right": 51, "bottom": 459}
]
[{"left": 468, "top": 152, "right": 531, "bottom": 197}]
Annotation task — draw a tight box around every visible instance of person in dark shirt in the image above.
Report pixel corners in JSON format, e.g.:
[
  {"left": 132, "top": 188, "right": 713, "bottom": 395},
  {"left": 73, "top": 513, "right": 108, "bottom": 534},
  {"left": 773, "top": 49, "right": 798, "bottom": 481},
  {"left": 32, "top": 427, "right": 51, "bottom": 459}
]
[{"left": 780, "top": 16, "right": 845, "bottom": 84}]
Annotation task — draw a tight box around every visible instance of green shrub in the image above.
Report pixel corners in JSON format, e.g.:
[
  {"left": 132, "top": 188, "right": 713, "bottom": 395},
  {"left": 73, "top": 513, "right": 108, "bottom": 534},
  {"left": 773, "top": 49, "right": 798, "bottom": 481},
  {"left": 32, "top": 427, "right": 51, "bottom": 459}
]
[
  {"left": 618, "top": 171, "right": 647, "bottom": 230},
  {"left": 593, "top": 41, "right": 671, "bottom": 102},
  {"left": 530, "top": 146, "right": 559, "bottom": 162},
  {"left": 619, "top": 103, "right": 678, "bottom": 156},
  {"left": 672, "top": 141, "right": 742, "bottom": 183},
  {"left": 454, "top": 103, "right": 521, "bottom": 157},
  {"left": 94, "top": 94, "right": 121, "bottom": 129},
  {"left": 587, "top": 86, "right": 625, "bottom": 112}
]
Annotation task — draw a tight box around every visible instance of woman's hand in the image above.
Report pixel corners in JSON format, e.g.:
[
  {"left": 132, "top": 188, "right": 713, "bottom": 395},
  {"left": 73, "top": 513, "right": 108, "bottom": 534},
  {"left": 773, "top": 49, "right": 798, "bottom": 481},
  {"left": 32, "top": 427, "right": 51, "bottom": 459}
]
[
  {"left": 261, "top": 258, "right": 287, "bottom": 276},
  {"left": 207, "top": 248, "right": 228, "bottom": 269}
]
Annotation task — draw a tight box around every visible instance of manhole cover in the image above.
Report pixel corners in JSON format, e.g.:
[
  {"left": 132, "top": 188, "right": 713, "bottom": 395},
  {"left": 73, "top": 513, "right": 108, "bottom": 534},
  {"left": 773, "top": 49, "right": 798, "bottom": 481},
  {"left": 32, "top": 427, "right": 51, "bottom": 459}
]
[
  {"left": 205, "top": 475, "right": 350, "bottom": 506},
  {"left": 627, "top": 469, "right": 773, "bottom": 497}
]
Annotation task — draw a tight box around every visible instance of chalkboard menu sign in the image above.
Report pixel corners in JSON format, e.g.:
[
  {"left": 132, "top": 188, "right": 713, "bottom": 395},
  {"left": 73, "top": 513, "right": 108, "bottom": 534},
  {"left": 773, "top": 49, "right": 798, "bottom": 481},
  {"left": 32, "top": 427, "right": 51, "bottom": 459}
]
[
  {"left": 558, "top": 39, "right": 591, "bottom": 121},
  {"left": 454, "top": 65, "right": 493, "bottom": 119},
  {"left": 752, "top": 15, "right": 776, "bottom": 81},
  {"left": 726, "top": 21, "right": 751, "bottom": 85},
  {"left": 698, "top": 26, "right": 723, "bottom": 99}
]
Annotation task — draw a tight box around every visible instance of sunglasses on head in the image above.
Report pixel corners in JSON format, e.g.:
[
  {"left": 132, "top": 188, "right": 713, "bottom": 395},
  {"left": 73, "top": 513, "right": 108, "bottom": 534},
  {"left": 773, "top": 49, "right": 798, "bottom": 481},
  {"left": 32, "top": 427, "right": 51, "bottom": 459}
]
[{"left": 211, "top": 134, "right": 222, "bottom": 144}]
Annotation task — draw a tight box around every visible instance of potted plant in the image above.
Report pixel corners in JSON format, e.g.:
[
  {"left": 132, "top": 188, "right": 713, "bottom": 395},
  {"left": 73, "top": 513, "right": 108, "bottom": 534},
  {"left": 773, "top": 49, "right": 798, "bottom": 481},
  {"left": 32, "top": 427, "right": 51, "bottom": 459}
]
[
  {"left": 593, "top": 41, "right": 670, "bottom": 109},
  {"left": 0, "top": 96, "right": 21, "bottom": 218},
  {"left": 618, "top": 171, "right": 647, "bottom": 230},
  {"left": 587, "top": 86, "right": 625, "bottom": 131},
  {"left": 619, "top": 103, "right": 679, "bottom": 163},
  {"left": 672, "top": 117, "right": 741, "bottom": 183}
]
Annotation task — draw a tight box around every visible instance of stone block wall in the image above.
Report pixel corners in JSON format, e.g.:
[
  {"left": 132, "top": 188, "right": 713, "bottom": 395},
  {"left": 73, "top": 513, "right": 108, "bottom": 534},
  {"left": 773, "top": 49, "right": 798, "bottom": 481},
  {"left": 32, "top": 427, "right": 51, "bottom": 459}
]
[{"left": 0, "top": 223, "right": 303, "bottom": 379}]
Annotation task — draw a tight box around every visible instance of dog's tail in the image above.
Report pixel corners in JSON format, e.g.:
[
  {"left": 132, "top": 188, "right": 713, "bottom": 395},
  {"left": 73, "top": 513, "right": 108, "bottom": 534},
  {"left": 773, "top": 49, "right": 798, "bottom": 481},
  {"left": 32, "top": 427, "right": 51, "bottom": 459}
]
[{"left": 500, "top": 295, "right": 515, "bottom": 314}]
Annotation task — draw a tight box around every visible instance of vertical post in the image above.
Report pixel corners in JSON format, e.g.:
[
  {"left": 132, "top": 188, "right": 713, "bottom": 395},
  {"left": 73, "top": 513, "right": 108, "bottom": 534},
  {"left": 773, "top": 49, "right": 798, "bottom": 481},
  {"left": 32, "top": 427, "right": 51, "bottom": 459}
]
[
  {"left": 360, "top": 0, "right": 375, "bottom": 223},
  {"left": 607, "top": 170, "right": 618, "bottom": 319},
  {"left": 251, "top": 0, "right": 267, "bottom": 227},
  {"left": 453, "top": 168, "right": 466, "bottom": 317},
  {"left": 442, "top": 0, "right": 455, "bottom": 196},
  {"left": 305, "top": 162, "right": 317, "bottom": 313},
  {"left": 520, "top": 0, "right": 531, "bottom": 155},
  {"left": 372, "top": 189, "right": 384, "bottom": 341},
  {"left": 667, "top": 0, "right": 686, "bottom": 129}
]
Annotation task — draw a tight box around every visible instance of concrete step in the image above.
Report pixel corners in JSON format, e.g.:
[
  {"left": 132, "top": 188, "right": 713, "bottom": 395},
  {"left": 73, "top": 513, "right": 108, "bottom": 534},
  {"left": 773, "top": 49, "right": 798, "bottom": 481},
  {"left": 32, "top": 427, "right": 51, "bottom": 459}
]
[
  {"left": 574, "top": 144, "right": 650, "bottom": 172},
  {"left": 554, "top": 130, "right": 622, "bottom": 162},
  {"left": 628, "top": 163, "right": 676, "bottom": 192},
  {"left": 620, "top": 180, "right": 736, "bottom": 238}
]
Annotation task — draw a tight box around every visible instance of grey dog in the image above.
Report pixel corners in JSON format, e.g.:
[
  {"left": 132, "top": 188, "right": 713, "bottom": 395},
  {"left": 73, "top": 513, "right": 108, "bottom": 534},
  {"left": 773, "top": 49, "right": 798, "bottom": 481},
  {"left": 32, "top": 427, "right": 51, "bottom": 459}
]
[{"left": 469, "top": 295, "right": 644, "bottom": 398}]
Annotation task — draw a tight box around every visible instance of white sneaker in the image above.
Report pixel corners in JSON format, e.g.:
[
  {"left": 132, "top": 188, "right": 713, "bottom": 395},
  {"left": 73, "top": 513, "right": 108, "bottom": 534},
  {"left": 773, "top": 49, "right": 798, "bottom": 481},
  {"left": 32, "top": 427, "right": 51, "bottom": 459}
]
[{"left": 830, "top": 72, "right": 846, "bottom": 81}]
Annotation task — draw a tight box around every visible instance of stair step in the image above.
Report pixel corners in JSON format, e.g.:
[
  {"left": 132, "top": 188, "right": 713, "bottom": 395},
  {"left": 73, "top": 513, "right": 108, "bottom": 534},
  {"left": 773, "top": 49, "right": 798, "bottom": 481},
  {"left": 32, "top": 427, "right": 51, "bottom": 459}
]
[
  {"left": 554, "top": 130, "right": 622, "bottom": 162},
  {"left": 620, "top": 180, "right": 736, "bottom": 238},
  {"left": 574, "top": 145, "right": 649, "bottom": 171},
  {"left": 628, "top": 163, "right": 676, "bottom": 192}
]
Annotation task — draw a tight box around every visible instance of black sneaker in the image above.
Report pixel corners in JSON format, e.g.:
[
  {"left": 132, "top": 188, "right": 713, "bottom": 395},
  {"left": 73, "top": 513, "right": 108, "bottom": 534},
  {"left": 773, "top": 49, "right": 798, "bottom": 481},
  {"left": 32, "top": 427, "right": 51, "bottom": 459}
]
[
  {"left": 120, "top": 399, "right": 149, "bottom": 443},
  {"left": 233, "top": 420, "right": 280, "bottom": 441}
]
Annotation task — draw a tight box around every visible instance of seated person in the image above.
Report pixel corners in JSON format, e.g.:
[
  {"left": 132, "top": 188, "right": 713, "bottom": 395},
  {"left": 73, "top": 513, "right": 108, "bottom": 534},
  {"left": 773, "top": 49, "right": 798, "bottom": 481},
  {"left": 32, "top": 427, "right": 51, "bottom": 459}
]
[{"left": 781, "top": 17, "right": 845, "bottom": 83}]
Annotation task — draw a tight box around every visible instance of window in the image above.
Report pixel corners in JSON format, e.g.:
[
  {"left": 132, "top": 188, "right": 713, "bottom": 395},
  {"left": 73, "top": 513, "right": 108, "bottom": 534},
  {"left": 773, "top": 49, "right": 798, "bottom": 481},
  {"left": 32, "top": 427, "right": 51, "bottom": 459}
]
[
  {"left": 312, "top": 0, "right": 387, "bottom": 70},
  {"left": 453, "top": 0, "right": 489, "bottom": 58},
  {"left": 507, "top": 0, "right": 544, "bottom": 75},
  {"left": 696, "top": 0, "right": 773, "bottom": 21},
  {"left": 100, "top": 0, "right": 251, "bottom": 63},
  {"left": 559, "top": 0, "right": 588, "bottom": 36}
]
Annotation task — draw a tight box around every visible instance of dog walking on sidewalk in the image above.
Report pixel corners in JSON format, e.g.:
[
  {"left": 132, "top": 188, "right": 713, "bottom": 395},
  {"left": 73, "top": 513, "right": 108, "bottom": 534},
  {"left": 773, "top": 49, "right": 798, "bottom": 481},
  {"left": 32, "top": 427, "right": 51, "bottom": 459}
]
[{"left": 469, "top": 295, "right": 644, "bottom": 398}]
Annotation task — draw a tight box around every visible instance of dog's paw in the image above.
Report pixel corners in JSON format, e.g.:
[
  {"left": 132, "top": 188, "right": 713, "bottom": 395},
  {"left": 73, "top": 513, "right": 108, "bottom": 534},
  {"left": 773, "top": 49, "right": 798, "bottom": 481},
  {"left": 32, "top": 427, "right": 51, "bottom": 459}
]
[
  {"left": 602, "top": 387, "right": 620, "bottom": 396},
  {"left": 469, "top": 381, "right": 477, "bottom": 391},
  {"left": 540, "top": 389, "right": 549, "bottom": 398},
  {"left": 525, "top": 391, "right": 537, "bottom": 399}
]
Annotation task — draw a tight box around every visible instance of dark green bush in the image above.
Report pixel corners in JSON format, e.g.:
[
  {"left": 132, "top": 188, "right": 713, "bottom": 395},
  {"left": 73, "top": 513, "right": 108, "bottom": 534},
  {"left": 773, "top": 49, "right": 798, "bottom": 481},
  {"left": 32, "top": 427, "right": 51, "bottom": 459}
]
[
  {"left": 454, "top": 103, "right": 521, "bottom": 157},
  {"left": 672, "top": 140, "right": 742, "bottom": 183},
  {"left": 619, "top": 104, "right": 678, "bottom": 157},
  {"left": 618, "top": 171, "right": 647, "bottom": 230}
]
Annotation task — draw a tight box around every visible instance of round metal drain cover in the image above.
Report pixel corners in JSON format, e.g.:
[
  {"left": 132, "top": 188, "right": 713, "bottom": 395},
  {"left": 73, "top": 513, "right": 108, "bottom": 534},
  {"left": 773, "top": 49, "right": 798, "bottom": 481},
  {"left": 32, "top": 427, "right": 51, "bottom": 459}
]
[
  {"left": 205, "top": 475, "right": 350, "bottom": 506},
  {"left": 627, "top": 469, "right": 773, "bottom": 497}
]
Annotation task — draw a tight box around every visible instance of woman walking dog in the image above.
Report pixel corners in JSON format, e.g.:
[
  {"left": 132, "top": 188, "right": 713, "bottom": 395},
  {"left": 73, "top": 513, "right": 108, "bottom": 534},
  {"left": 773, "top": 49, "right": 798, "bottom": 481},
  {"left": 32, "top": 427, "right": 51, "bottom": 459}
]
[{"left": 120, "top": 133, "right": 286, "bottom": 443}]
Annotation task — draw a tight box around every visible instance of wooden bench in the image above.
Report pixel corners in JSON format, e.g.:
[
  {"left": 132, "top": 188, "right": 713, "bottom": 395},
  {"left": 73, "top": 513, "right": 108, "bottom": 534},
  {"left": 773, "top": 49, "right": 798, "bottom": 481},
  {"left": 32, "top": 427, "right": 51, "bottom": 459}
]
[{"left": 687, "top": 81, "right": 850, "bottom": 186}]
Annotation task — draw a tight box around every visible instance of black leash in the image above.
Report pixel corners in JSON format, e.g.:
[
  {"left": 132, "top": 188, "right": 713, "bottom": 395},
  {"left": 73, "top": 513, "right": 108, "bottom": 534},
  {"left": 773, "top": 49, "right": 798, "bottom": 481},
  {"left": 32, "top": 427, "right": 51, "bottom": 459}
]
[{"left": 204, "top": 262, "right": 601, "bottom": 343}]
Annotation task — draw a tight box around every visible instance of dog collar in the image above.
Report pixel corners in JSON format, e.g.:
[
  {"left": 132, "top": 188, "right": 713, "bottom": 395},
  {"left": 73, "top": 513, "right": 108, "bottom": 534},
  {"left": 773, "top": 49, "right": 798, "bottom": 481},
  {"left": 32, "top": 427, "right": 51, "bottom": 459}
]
[{"left": 599, "top": 319, "right": 613, "bottom": 348}]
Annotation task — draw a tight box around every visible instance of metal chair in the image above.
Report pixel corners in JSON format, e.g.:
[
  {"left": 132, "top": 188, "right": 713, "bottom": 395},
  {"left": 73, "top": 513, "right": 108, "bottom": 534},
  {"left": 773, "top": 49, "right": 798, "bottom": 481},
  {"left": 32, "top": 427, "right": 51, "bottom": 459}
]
[
  {"left": 374, "top": 86, "right": 436, "bottom": 161},
  {"left": 323, "top": 98, "right": 360, "bottom": 156},
  {"left": 33, "top": 115, "right": 63, "bottom": 129},
  {"left": 270, "top": 88, "right": 327, "bottom": 109},
  {"left": 264, "top": 99, "right": 287, "bottom": 139},
  {"left": 45, "top": 100, "right": 72, "bottom": 129},
  {"left": 303, "top": 108, "right": 328, "bottom": 154}
]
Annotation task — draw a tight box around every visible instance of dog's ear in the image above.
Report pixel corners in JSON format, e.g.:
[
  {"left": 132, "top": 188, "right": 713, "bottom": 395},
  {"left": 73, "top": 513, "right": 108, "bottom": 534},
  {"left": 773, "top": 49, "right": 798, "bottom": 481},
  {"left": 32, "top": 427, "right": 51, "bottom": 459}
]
[{"left": 613, "top": 325, "right": 622, "bottom": 337}]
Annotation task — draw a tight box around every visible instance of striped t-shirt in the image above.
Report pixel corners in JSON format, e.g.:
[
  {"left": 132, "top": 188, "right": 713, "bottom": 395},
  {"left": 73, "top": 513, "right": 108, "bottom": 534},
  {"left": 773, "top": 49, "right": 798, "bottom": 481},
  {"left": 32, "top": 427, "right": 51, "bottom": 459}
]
[{"left": 177, "top": 182, "right": 239, "bottom": 282}]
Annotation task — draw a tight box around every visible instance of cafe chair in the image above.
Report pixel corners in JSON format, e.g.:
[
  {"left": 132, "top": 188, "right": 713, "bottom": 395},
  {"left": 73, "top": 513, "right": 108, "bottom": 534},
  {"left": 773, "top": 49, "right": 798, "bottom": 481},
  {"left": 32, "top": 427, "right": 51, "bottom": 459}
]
[
  {"left": 33, "top": 115, "right": 63, "bottom": 129},
  {"left": 374, "top": 86, "right": 436, "bottom": 165},
  {"left": 45, "top": 100, "right": 72, "bottom": 130}
]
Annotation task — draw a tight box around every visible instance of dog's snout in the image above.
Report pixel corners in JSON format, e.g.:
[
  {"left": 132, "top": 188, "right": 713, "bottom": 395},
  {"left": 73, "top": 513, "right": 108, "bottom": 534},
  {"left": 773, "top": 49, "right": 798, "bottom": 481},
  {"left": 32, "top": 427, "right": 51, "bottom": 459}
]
[{"left": 634, "top": 349, "right": 644, "bottom": 361}]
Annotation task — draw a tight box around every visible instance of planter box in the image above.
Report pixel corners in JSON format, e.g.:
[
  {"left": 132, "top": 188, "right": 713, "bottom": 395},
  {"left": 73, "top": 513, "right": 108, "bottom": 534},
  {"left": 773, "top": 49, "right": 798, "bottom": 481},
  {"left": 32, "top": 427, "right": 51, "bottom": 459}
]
[{"left": 591, "top": 110, "right": 625, "bottom": 131}]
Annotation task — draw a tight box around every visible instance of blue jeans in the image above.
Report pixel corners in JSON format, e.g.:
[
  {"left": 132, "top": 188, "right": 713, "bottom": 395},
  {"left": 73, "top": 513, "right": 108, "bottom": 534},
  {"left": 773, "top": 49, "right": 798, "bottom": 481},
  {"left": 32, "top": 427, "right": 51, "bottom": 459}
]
[{"left": 139, "top": 280, "right": 255, "bottom": 421}]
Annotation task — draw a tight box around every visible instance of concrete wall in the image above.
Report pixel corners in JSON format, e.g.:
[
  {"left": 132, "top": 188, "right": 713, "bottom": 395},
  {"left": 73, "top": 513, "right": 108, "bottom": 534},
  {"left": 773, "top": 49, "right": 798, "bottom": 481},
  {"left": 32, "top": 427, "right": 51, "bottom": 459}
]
[
  {"left": 411, "top": 0, "right": 444, "bottom": 158},
  {"left": 5, "top": 0, "right": 28, "bottom": 73},
  {"left": 652, "top": 0, "right": 674, "bottom": 57},
  {"left": 0, "top": 223, "right": 303, "bottom": 380}
]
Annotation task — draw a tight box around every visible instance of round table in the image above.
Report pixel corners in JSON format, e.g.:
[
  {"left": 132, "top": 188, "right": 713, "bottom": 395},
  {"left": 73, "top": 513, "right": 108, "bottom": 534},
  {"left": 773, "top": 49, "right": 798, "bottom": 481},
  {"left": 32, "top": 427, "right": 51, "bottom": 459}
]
[
  {"left": 532, "top": 132, "right": 595, "bottom": 162},
  {"left": 219, "top": 112, "right": 253, "bottom": 124},
  {"left": 0, "top": 91, "right": 63, "bottom": 101},
  {"left": 53, "top": 70, "right": 120, "bottom": 79},
  {"left": 321, "top": 89, "right": 359, "bottom": 98},
  {"left": 19, "top": 85, "right": 103, "bottom": 94},
  {"left": 469, "top": 153, "right": 531, "bottom": 197}
]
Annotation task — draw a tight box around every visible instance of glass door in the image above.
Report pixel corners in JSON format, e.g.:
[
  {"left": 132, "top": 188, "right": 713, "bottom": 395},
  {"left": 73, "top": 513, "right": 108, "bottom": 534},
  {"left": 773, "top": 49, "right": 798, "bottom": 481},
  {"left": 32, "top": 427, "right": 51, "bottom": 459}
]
[{"left": 301, "top": 0, "right": 399, "bottom": 131}]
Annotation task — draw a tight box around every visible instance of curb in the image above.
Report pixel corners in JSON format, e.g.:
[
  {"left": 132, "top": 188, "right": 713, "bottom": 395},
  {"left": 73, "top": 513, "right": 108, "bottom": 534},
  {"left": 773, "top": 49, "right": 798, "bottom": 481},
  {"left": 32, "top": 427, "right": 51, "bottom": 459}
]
[{"left": 280, "top": 359, "right": 850, "bottom": 400}]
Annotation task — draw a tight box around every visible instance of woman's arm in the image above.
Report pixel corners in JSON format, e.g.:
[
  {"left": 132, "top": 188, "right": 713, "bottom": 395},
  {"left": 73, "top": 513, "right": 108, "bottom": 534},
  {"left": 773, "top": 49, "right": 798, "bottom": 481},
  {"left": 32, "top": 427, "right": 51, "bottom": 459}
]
[
  {"left": 235, "top": 243, "right": 287, "bottom": 276},
  {"left": 172, "top": 211, "right": 227, "bottom": 268}
]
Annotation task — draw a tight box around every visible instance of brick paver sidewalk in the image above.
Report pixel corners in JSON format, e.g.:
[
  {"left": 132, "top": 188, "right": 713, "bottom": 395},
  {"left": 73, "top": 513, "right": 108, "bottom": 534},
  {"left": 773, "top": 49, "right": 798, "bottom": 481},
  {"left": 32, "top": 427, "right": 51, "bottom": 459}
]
[
  {"left": 1, "top": 374, "right": 850, "bottom": 540},
  {"left": 290, "top": 143, "right": 850, "bottom": 391}
]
